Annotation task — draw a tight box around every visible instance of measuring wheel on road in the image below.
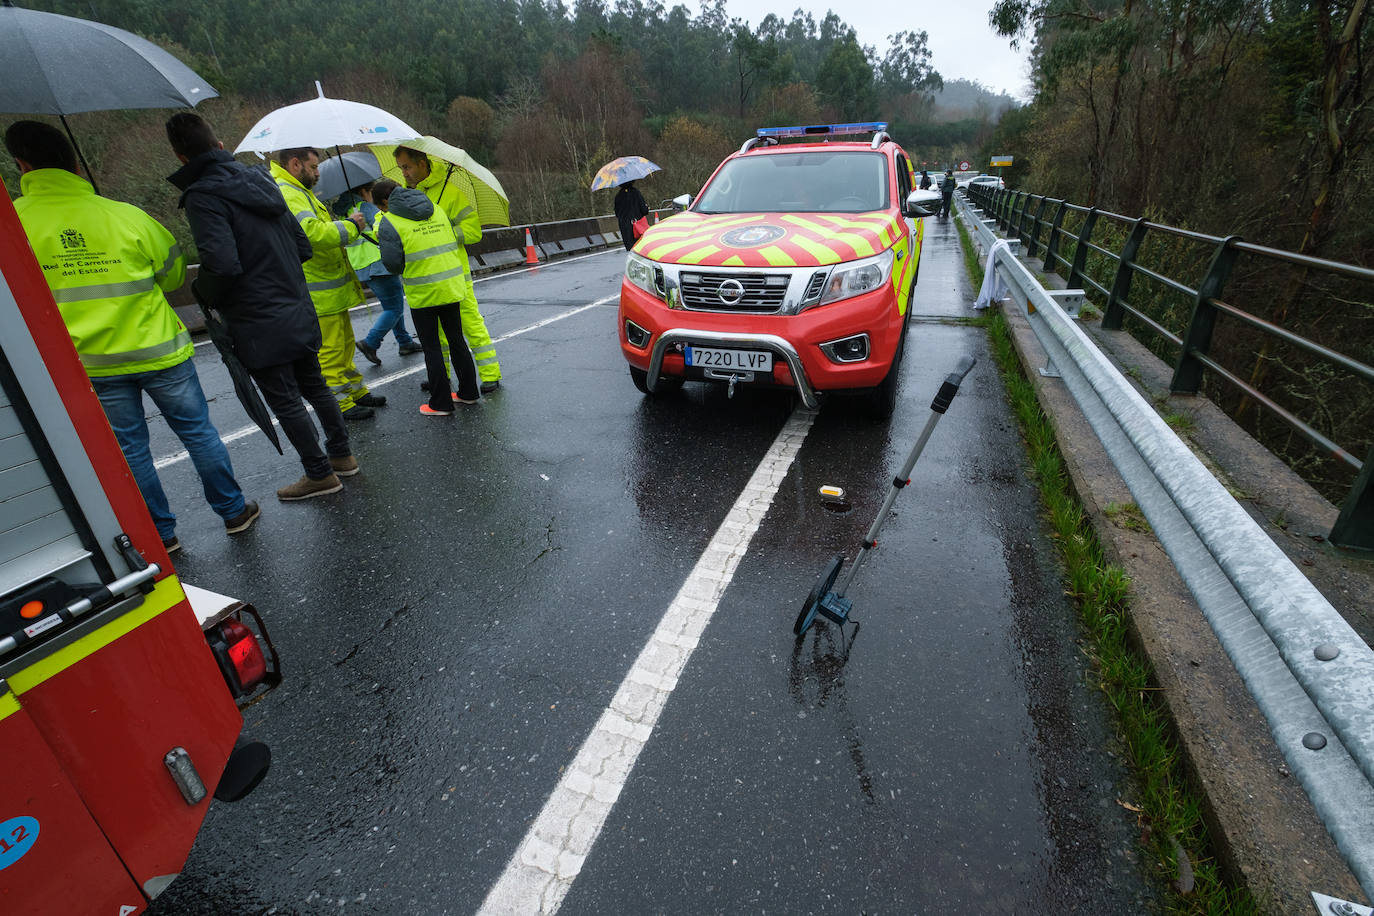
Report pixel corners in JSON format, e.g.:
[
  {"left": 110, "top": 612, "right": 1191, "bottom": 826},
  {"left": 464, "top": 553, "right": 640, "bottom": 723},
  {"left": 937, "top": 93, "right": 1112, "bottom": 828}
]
[{"left": 794, "top": 553, "right": 844, "bottom": 636}]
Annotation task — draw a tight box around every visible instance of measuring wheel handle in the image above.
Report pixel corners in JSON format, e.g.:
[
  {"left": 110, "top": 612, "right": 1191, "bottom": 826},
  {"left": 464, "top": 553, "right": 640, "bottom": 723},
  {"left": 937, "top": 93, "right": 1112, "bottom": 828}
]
[{"left": 932, "top": 355, "right": 977, "bottom": 414}]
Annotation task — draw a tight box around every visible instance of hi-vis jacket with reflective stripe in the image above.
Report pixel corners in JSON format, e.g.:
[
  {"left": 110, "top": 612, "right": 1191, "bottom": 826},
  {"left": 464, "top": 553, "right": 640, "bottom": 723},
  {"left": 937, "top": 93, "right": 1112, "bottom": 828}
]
[
  {"left": 270, "top": 160, "right": 365, "bottom": 316},
  {"left": 415, "top": 167, "right": 481, "bottom": 298},
  {"left": 376, "top": 188, "right": 471, "bottom": 309},
  {"left": 15, "top": 168, "right": 191, "bottom": 377}
]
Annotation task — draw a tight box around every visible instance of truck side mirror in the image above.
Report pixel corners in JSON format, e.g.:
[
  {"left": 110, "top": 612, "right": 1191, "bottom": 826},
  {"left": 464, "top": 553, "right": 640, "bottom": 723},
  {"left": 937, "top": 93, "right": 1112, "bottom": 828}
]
[{"left": 672, "top": 194, "right": 692, "bottom": 211}]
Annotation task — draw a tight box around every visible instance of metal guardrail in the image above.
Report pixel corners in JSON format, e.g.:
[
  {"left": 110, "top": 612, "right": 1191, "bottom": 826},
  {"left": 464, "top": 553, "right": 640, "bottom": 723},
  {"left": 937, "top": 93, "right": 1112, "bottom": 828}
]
[
  {"left": 958, "top": 195, "right": 1374, "bottom": 897},
  {"left": 964, "top": 184, "right": 1374, "bottom": 551}
]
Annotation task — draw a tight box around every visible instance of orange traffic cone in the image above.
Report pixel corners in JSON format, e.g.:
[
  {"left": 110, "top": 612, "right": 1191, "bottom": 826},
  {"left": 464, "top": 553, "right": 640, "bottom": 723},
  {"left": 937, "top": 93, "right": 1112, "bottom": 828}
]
[{"left": 524, "top": 227, "right": 539, "bottom": 265}]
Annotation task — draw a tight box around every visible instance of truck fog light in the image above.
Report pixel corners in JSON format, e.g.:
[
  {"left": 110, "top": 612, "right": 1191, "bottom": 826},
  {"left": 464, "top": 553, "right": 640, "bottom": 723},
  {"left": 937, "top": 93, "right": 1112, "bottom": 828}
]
[
  {"left": 820, "top": 333, "right": 870, "bottom": 364},
  {"left": 624, "top": 320, "right": 650, "bottom": 348}
]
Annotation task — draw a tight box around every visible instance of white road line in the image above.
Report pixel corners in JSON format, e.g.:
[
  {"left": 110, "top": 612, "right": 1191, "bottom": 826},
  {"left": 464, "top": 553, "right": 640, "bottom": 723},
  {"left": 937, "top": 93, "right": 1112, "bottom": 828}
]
[
  {"left": 190, "top": 250, "right": 623, "bottom": 349},
  {"left": 156, "top": 294, "right": 618, "bottom": 469},
  {"left": 476, "top": 408, "right": 817, "bottom": 916}
]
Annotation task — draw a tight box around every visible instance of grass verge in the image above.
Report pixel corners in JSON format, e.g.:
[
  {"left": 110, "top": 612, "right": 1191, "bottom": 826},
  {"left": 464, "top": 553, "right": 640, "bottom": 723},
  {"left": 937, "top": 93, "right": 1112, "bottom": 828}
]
[{"left": 954, "top": 212, "right": 1258, "bottom": 914}]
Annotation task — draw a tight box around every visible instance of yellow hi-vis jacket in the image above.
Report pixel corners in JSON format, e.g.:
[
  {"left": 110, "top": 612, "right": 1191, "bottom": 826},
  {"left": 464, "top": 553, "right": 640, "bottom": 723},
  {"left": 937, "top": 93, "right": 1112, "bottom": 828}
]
[
  {"left": 376, "top": 200, "right": 470, "bottom": 309},
  {"left": 270, "top": 160, "right": 365, "bottom": 316},
  {"left": 15, "top": 168, "right": 191, "bottom": 377},
  {"left": 414, "top": 166, "right": 481, "bottom": 296}
]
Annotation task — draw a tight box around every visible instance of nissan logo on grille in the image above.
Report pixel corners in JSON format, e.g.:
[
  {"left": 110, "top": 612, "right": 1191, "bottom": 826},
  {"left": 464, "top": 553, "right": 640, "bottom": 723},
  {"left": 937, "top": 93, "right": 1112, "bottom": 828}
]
[{"left": 717, "top": 279, "right": 745, "bottom": 305}]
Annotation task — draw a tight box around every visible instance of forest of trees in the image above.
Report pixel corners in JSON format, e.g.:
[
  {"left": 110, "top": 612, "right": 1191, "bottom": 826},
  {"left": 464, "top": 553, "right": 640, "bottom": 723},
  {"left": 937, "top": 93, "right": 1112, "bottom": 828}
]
[{"left": 3, "top": 0, "right": 1014, "bottom": 239}]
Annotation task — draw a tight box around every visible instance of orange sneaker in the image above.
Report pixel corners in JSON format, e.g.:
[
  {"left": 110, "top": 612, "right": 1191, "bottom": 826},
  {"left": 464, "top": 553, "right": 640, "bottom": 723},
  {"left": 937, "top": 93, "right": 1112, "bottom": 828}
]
[
  {"left": 451, "top": 393, "right": 480, "bottom": 404},
  {"left": 419, "top": 404, "right": 452, "bottom": 416}
]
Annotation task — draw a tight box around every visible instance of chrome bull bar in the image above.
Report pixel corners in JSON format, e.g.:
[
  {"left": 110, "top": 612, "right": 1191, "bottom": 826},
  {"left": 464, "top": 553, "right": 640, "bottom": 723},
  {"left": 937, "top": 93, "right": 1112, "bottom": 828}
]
[{"left": 645, "top": 329, "right": 820, "bottom": 409}]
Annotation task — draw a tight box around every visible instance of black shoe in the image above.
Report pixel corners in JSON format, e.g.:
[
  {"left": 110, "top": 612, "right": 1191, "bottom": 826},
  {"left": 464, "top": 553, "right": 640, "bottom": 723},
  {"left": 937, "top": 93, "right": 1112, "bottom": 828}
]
[
  {"left": 420, "top": 380, "right": 431, "bottom": 392},
  {"left": 224, "top": 500, "right": 261, "bottom": 534},
  {"left": 161, "top": 535, "right": 182, "bottom": 554},
  {"left": 356, "top": 393, "right": 387, "bottom": 407},
  {"left": 480, "top": 379, "right": 501, "bottom": 394},
  {"left": 342, "top": 404, "right": 375, "bottom": 420},
  {"left": 398, "top": 342, "right": 423, "bottom": 355},
  {"left": 356, "top": 340, "right": 381, "bottom": 366}
]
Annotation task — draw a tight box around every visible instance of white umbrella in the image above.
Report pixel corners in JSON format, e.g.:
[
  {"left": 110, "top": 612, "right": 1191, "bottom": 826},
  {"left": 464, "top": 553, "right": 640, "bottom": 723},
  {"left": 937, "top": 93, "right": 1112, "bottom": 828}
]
[{"left": 235, "top": 81, "right": 420, "bottom": 154}]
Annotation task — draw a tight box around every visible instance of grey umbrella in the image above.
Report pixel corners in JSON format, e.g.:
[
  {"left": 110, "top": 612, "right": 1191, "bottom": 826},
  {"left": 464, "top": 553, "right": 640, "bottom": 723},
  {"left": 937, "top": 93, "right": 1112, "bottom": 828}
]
[
  {"left": 0, "top": 1, "right": 218, "bottom": 190},
  {"left": 315, "top": 151, "right": 384, "bottom": 202}
]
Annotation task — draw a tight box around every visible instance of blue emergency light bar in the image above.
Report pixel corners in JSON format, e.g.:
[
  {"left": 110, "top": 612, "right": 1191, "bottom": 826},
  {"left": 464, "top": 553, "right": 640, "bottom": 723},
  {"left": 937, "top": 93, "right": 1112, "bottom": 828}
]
[{"left": 756, "top": 122, "right": 889, "bottom": 139}]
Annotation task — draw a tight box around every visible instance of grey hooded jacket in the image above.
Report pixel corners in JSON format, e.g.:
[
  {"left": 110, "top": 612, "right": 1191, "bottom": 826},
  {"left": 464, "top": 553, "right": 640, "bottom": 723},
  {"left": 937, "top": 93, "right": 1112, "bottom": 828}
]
[{"left": 377, "top": 187, "right": 435, "bottom": 277}]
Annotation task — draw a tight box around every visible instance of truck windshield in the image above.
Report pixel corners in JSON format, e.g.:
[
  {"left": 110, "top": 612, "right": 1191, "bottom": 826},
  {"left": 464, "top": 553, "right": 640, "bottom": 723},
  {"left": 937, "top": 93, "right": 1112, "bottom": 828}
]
[{"left": 694, "top": 152, "right": 890, "bottom": 214}]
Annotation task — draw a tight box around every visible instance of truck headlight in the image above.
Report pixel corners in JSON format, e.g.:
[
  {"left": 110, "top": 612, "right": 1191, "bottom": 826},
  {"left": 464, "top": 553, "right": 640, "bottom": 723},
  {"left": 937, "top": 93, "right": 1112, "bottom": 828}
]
[
  {"left": 815, "top": 249, "right": 894, "bottom": 307},
  {"left": 625, "top": 253, "right": 665, "bottom": 300}
]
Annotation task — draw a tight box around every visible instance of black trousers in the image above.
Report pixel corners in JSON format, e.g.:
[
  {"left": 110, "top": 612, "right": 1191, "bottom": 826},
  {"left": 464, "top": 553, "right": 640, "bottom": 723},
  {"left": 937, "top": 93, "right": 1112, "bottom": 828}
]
[
  {"left": 250, "top": 355, "right": 350, "bottom": 479},
  {"left": 411, "top": 302, "right": 480, "bottom": 409}
]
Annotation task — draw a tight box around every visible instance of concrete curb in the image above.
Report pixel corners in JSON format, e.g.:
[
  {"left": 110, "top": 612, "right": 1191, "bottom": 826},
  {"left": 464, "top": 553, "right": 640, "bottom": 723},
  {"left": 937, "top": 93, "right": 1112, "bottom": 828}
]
[{"left": 985, "top": 243, "right": 1370, "bottom": 911}]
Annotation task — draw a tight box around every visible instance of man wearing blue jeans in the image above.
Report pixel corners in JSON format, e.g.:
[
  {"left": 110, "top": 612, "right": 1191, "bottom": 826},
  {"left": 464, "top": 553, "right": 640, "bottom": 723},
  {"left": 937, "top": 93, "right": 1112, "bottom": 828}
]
[
  {"left": 345, "top": 183, "right": 422, "bottom": 365},
  {"left": 6, "top": 120, "right": 257, "bottom": 553},
  {"left": 91, "top": 360, "right": 252, "bottom": 550}
]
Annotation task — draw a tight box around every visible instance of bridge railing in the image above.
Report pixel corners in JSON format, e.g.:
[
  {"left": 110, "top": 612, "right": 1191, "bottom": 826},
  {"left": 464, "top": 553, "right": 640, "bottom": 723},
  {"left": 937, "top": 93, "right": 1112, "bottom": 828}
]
[
  {"left": 956, "top": 194, "right": 1374, "bottom": 897},
  {"left": 964, "top": 184, "right": 1374, "bottom": 551}
]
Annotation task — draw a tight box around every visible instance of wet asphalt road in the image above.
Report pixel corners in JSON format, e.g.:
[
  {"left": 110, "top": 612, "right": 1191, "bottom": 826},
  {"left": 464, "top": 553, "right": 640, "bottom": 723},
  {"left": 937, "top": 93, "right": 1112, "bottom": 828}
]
[{"left": 146, "top": 217, "right": 1160, "bottom": 914}]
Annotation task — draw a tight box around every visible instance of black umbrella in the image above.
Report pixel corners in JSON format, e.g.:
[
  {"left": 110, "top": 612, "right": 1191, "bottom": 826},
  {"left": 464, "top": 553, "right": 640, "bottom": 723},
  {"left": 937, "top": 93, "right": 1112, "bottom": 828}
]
[
  {"left": 192, "top": 278, "right": 283, "bottom": 455},
  {"left": 0, "top": 1, "right": 218, "bottom": 192}
]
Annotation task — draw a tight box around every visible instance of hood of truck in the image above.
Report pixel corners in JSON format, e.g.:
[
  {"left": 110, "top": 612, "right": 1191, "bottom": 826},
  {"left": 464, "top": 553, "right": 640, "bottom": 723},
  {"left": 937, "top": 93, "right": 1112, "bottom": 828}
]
[{"left": 634, "top": 211, "right": 903, "bottom": 268}]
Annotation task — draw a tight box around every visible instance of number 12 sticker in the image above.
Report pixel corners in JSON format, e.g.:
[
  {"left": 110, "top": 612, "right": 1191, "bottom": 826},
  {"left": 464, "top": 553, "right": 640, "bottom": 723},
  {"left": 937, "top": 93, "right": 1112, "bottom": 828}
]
[{"left": 0, "top": 816, "right": 39, "bottom": 870}]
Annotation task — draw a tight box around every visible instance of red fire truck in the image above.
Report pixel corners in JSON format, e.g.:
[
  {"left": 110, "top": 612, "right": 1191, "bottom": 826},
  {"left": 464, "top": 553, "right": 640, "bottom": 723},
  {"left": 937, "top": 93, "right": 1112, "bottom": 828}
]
[{"left": 0, "top": 177, "right": 278, "bottom": 914}]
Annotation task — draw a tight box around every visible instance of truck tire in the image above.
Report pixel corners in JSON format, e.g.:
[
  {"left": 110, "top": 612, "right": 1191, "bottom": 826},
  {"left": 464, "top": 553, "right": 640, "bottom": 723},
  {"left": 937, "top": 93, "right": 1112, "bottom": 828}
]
[{"left": 630, "top": 366, "right": 683, "bottom": 395}]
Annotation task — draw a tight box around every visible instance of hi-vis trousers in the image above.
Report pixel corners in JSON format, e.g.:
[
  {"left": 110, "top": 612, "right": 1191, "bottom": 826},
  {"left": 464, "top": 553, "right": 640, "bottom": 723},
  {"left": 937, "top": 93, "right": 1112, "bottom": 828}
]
[
  {"left": 439, "top": 296, "right": 501, "bottom": 383},
  {"left": 318, "top": 311, "right": 369, "bottom": 410}
]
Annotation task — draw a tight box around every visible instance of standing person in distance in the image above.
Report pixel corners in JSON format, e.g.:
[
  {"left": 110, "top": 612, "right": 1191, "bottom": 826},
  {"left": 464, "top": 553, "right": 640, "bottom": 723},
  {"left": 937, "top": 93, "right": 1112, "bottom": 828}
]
[
  {"left": 392, "top": 146, "right": 502, "bottom": 393},
  {"left": 5, "top": 120, "right": 258, "bottom": 552},
  {"left": 270, "top": 146, "right": 384, "bottom": 419},
  {"left": 939, "top": 168, "right": 957, "bottom": 218},
  {"left": 165, "top": 112, "right": 358, "bottom": 502},
  {"left": 337, "top": 182, "right": 422, "bottom": 365},
  {"left": 614, "top": 179, "right": 649, "bottom": 251},
  {"left": 372, "top": 179, "right": 481, "bottom": 414}
]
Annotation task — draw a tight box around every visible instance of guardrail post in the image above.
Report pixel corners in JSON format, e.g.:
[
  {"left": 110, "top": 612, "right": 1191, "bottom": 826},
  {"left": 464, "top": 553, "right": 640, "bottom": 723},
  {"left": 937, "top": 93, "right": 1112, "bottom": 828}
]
[
  {"left": 1002, "top": 191, "right": 1016, "bottom": 231},
  {"left": 1331, "top": 444, "right": 1374, "bottom": 550},
  {"left": 1044, "top": 201, "right": 1069, "bottom": 276},
  {"left": 1025, "top": 196, "right": 1050, "bottom": 260},
  {"left": 1171, "top": 235, "right": 1242, "bottom": 393},
  {"left": 1103, "top": 218, "right": 1151, "bottom": 330},
  {"left": 1015, "top": 193, "right": 1031, "bottom": 240},
  {"left": 1066, "top": 207, "right": 1099, "bottom": 292}
]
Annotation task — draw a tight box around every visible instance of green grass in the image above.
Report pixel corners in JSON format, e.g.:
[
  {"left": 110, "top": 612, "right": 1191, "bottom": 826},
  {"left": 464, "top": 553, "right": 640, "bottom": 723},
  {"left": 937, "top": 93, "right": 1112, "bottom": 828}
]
[
  {"left": 1105, "top": 501, "right": 1153, "bottom": 533},
  {"left": 955, "top": 217, "right": 1258, "bottom": 915}
]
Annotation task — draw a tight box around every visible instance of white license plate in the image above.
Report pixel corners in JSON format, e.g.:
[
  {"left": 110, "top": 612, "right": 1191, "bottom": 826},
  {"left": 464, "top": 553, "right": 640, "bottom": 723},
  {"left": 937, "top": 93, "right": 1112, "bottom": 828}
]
[{"left": 683, "top": 346, "right": 773, "bottom": 371}]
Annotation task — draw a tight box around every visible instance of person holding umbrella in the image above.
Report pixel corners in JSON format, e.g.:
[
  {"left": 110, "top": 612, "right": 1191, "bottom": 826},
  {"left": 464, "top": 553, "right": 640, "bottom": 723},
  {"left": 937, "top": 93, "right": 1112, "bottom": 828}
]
[
  {"left": 165, "top": 112, "right": 358, "bottom": 502},
  {"left": 5, "top": 120, "right": 258, "bottom": 550},
  {"left": 613, "top": 181, "right": 650, "bottom": 251},
  {"left": 269, "top": 146, "right": 383, "bottom": 420},
  {"left": 592, "top": 156, "right": 660, "bottom": 250}
]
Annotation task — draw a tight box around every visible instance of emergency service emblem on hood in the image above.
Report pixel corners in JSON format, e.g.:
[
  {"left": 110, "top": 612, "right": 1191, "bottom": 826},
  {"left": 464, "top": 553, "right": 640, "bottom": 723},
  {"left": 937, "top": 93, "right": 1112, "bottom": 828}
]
[{"left": 721, "top": 225, "right": 785, "bottom": 248}]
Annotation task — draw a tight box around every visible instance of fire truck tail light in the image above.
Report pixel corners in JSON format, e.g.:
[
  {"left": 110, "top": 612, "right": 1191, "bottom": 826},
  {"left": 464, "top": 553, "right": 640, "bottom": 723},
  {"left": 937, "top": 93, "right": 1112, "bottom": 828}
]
[
  {"left": 164, "top": 747, "right": 207, "bottom": 805},
  {"left": 218, "top": 618, "right": 267, "bottom": 694}
]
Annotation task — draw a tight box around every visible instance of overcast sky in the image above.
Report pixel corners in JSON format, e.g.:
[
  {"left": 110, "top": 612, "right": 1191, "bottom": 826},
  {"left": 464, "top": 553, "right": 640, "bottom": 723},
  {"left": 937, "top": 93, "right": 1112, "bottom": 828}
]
[{"left": 701, "top": 0, "right": 1033, "bottom": 102}]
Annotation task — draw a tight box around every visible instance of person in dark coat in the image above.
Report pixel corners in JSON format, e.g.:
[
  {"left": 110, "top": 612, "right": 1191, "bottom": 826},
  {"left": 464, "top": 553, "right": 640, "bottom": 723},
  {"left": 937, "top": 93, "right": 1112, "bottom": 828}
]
[
  {"left": 939, "top": 168, "right": 957, "bottom": 218},
  {"left": 614, "top": 180, "right": 650, "bottom": 251},
  {"left": 919, "top": 169, "right": 932, "bottom": 190},
  {"left": 165, "top": 112, "right": 356, "bottom": 503}
]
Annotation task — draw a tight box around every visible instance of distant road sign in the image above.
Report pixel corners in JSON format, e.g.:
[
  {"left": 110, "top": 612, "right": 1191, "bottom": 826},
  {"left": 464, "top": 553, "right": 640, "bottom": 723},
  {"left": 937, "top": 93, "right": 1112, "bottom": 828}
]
[
  {"left": 959, "top": 160, "right": 970, "bottom": 171},
  {"left": 991, "top": 156, "right": 1014, "bottom": 167}
]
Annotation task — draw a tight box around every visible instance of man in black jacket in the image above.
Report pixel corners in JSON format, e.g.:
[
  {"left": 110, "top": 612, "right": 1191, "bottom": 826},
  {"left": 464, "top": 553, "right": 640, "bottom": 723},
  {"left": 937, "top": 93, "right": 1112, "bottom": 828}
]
[{"left": 166, "top": 113, "right": 357, "bottom": 502}]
